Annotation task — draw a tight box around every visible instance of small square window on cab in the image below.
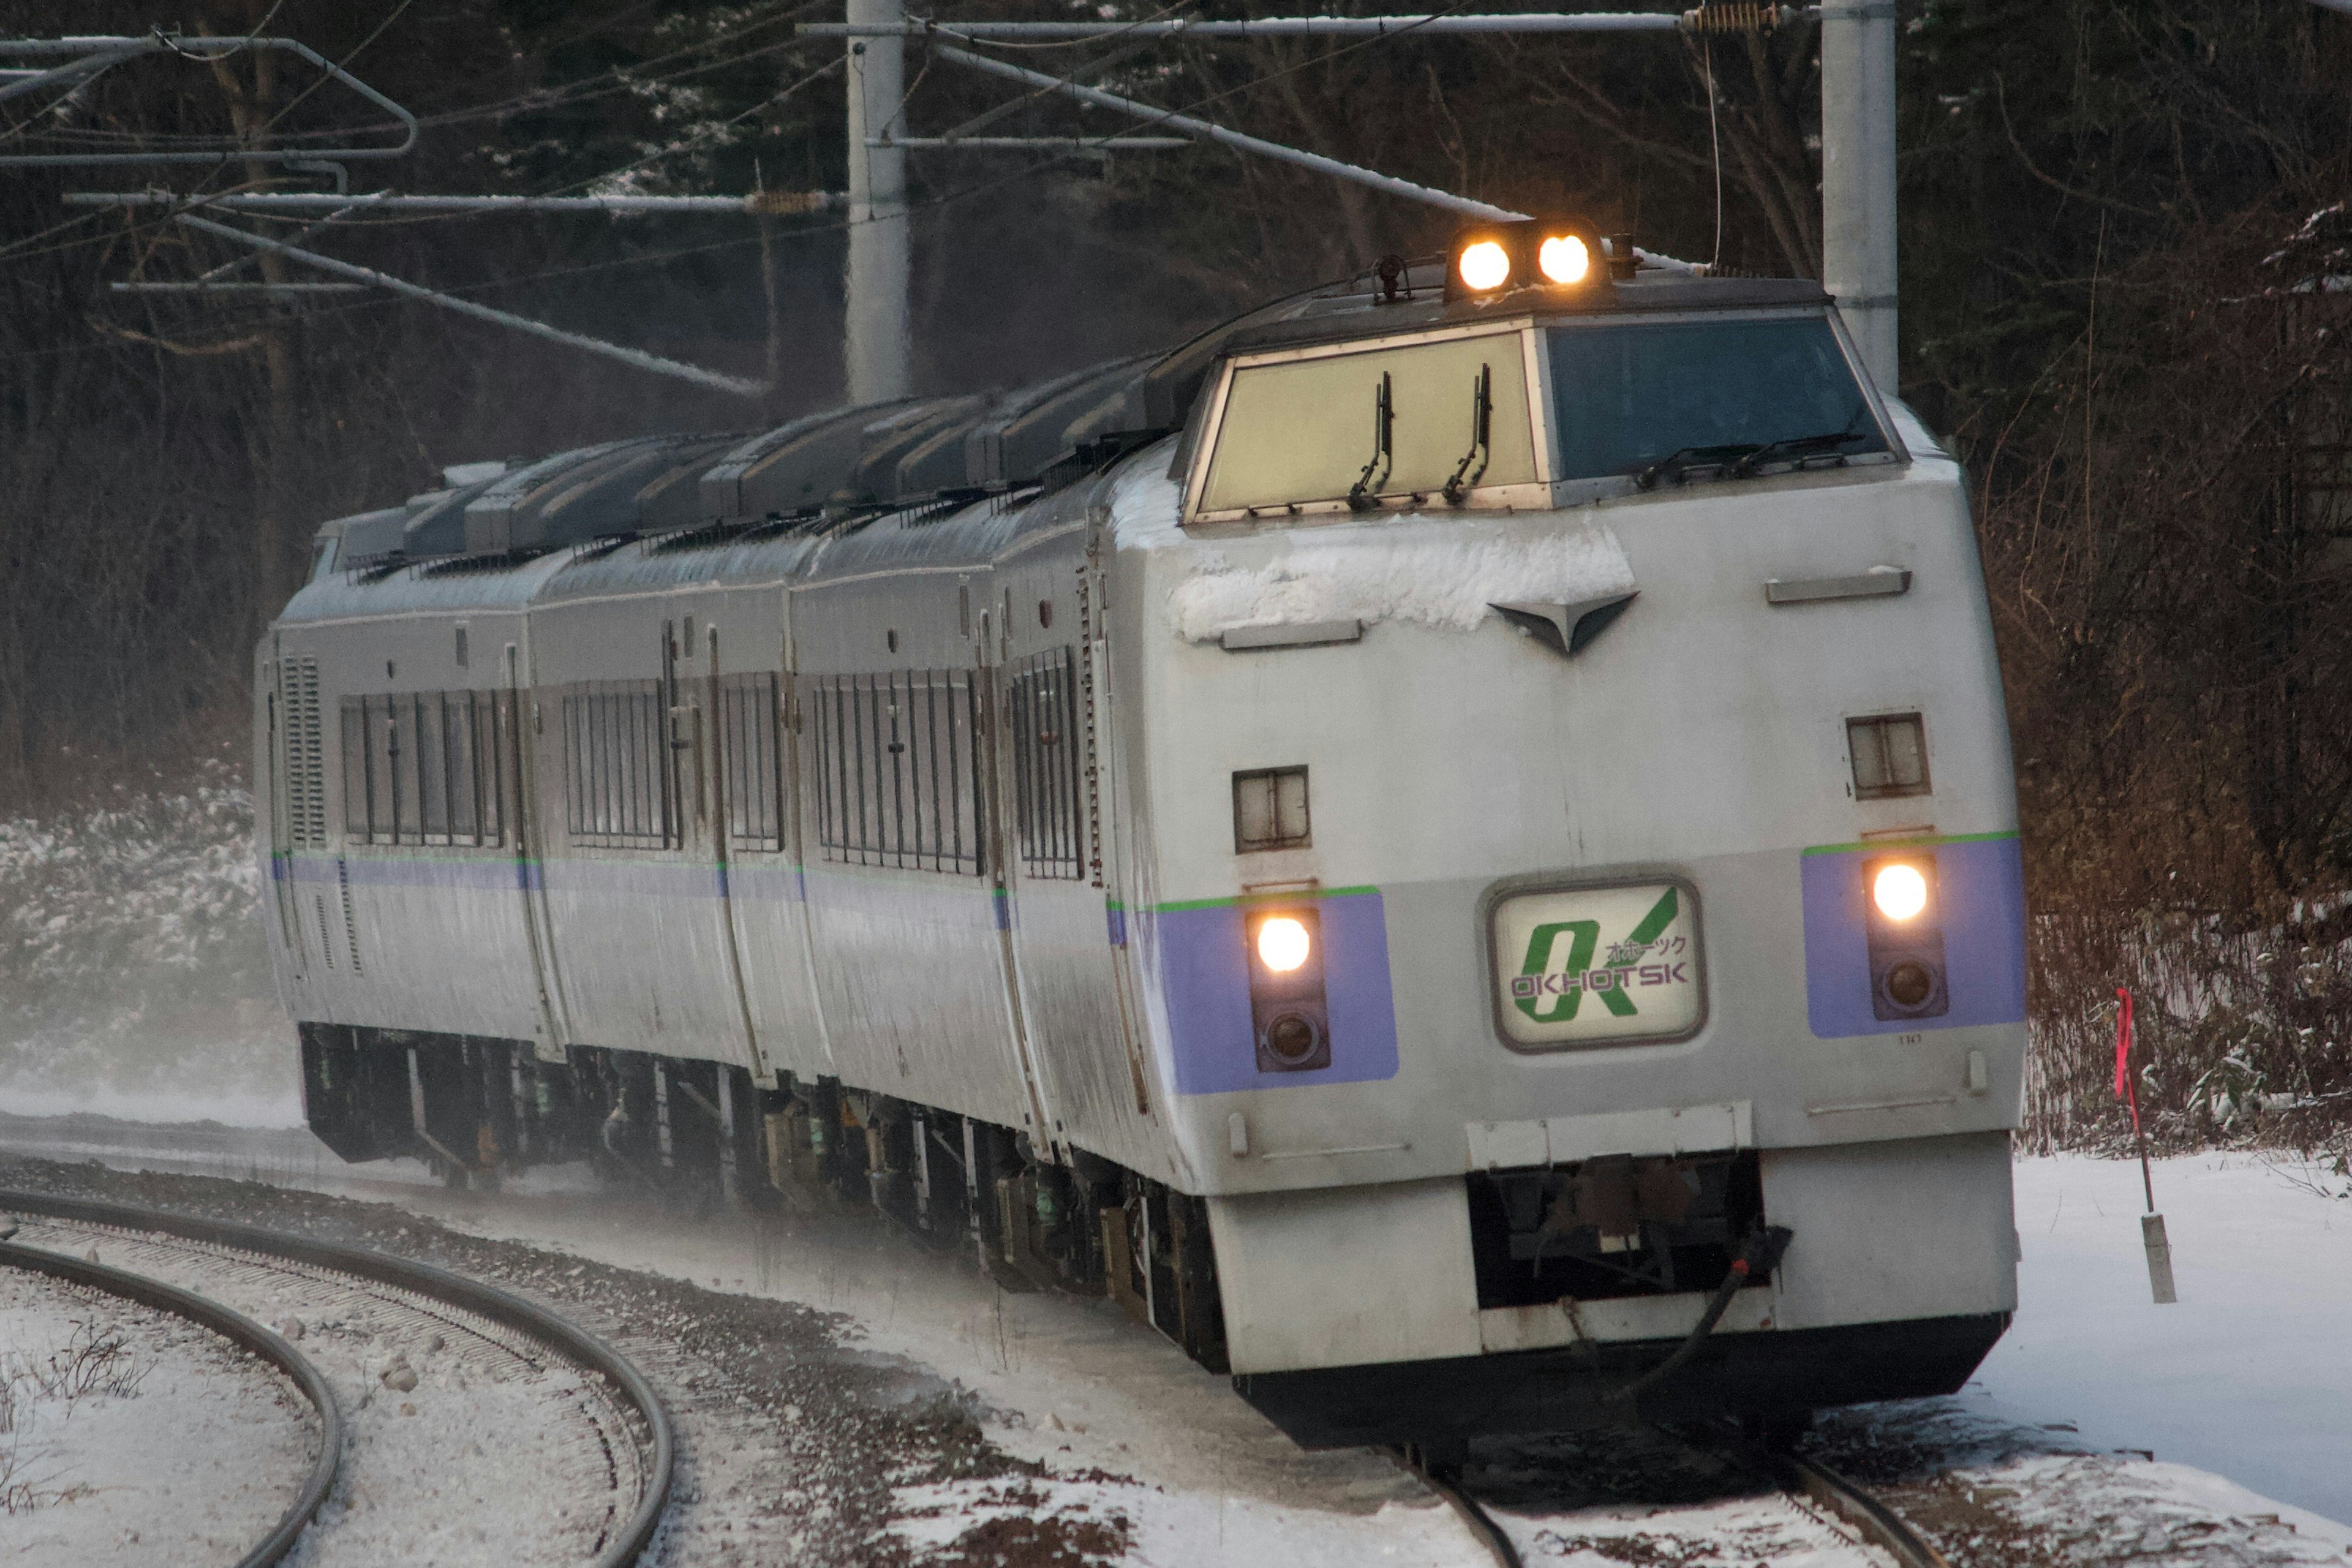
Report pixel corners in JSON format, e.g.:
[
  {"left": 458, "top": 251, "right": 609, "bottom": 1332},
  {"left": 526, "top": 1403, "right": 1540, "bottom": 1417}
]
[
  {"left": 1848, "top": 712, "right": 1930, "bottom": 799},
  {"left": 1233, "top": 766, "right": 1310, "bottom": 853}
]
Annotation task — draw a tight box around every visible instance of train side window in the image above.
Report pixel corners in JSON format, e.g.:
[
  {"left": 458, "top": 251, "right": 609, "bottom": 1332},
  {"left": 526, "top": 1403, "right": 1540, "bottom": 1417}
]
[
  {"left": 720, "top": 672, "right": 785, "bottom": 852},
  {"left": 1233, "top": 766, "right": 1311, "bottom": 853},
  {"left": 337, "top": 691, "right": 505, "bottom": 848},
  {"left": 1009, "top": 647, "right": 1084, "bottom": 879},
  {"left": 562, "top": 681, "right": 679, "bottom": 850},
  {"left": 1848, "top": 712, "right": 1930, "bottom": 799},
  {"left": 811, "top": 669, "right": 982, "bottom": 874}
]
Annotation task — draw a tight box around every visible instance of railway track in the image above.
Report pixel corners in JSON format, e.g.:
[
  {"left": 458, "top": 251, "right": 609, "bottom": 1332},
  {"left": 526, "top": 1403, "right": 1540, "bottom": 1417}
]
[
  {"left": 1411, "top": 1428, "right": 1955, "bottom": 1568},
  {"left": 0, "top": 1188, "right": 671, "bottom": 1568}
]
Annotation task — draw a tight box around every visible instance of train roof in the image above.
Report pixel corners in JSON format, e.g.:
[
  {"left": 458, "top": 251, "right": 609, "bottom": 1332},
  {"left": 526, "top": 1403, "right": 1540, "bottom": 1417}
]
[{"left": 306, "top": 263, "right": 1838, "bottom": 580}]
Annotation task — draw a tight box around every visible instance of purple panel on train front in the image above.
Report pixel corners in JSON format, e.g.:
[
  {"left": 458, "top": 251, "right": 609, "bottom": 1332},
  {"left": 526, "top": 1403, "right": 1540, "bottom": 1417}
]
[
  {"left": 1803, "top": 835, "right": 2027, "bottom": 1039},
  {"left": 1161, "top": 889, "right": 1400, "bottom": 1095}
]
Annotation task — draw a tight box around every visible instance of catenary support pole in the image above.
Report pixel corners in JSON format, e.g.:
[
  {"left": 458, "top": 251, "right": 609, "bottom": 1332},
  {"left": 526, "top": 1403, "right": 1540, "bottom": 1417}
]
[
  {"left": 844, "top": 0, "right": 913, "bottom": 404},
  {"left": 1819, "top": 0, "right": 1897, "bottom": 390}
]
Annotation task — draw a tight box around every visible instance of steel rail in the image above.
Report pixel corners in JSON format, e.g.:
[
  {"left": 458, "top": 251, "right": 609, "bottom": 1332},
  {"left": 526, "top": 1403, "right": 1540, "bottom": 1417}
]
[
  {"left": 0, "top": 1188, "right": 673, "bottom": 1568},
  {"left": 1403, "top": 1428, "right": 1951, "bottom": 1568},
  {"left": 0, "top": 1235, "right": 342, "bottom": 1568},
  {"left": 1779, "top": 1451, "right": 1956, "bottom": 1568},
  {"left": 1418, "top": 1467, "right": 1527, "bottom": 1568}
]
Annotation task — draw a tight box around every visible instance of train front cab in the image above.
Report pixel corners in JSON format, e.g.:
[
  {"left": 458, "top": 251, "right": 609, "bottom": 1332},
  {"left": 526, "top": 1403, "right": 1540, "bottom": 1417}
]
[{"left": 1134, "top": 266, "right": 2027, "bottom": 1446}]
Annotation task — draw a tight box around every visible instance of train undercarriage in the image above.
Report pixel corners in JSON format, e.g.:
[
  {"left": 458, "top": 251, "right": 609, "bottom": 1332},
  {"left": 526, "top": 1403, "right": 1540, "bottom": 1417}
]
[
  {"left": 298, "top": 1022, "right": 2007, "bottom": 1449},
  {"left": 296, "top": 1022, "right": 1231, "bottom": 1372}
]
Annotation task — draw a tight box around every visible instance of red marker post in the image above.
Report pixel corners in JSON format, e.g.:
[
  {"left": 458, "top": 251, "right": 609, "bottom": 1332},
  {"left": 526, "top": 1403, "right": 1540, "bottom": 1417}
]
[{"left": 2115, "top": 987, "right": 2177, "bottom": 1304}]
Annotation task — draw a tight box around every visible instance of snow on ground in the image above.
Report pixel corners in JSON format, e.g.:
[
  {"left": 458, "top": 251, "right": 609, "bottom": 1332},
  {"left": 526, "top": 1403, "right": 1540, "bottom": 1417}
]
[
  {"left": 1978, "top": 1152, "right": 2352, "bottom": 1525},
  {"left": 0, "top": 1262, "right": 312, "bottom": 1564},
  {"left": 2, "top": 1219, "right": 646, "bottom": 1568},
  {"left": 7, "top": 1114, "right": 2352, "bottom": 1565},
  {"left": 0, "top": 771, "right": 299, "bottom": 1126}
]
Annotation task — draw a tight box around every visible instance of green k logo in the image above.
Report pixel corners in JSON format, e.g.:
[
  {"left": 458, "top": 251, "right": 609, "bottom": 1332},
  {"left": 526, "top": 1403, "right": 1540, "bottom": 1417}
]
[{"left": 1512, "top": 886, "right": 1680, "bottom": 1023}]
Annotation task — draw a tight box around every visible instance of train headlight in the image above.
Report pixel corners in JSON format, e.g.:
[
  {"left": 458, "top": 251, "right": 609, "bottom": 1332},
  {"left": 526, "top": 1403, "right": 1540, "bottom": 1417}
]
[
  {"left": 1872, "top": 862, "right": 1929, "bottom": 922},
  {"left": 1537, "top": 233, "right": 1590, "bottom": 285},
  {"left": 1446, "top": 217, "right": 1608, "bottom": 302},
  {"left": 1457, "top": 239, "right": 1512, "bottom": 293},
  {"left": 1256, "top": 915, "right": 1313, "bottom": 973}
]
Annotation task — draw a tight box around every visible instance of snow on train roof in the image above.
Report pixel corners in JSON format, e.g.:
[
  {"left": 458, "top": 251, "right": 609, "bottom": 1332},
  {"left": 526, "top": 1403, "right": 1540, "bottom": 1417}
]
[{"left": 302, "top": 264, "right": 1832, "bottom": 586}]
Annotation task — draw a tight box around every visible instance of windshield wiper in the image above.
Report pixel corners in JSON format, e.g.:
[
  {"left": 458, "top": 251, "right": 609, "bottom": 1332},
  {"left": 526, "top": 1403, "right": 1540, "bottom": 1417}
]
[
  {"left": 1442, "top": 363, "right": 1493, "bottom": 506},
  {"left": 1729, "top": 429, "right": 1873, "bottom": 478},
  {"left": 1634, "top": 443, "right": 1759, "bottom": 491},
  {"left": 1346, "top": 371, "right": 1395, "bottom": 511}
]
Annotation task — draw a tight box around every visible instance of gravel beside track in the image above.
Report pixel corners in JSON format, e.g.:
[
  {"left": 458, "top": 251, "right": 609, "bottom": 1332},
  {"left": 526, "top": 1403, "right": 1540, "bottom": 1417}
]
[{"left": 0, "top": 1189, "right": 669, "bottom": 1568}]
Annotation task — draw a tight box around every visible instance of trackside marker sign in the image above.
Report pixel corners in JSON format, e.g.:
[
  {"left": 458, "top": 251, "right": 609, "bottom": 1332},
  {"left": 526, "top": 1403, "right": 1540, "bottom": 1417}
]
[{"left": 1492, "top": 881, "right": 1703, "bottom": 1047}]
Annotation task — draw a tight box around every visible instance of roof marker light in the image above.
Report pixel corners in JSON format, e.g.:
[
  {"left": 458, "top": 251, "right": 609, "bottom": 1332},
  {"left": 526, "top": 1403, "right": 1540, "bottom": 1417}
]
[
  {"left": 1537, "top": 233, "right": 1590, "bottom": 285},
  {"left": 1457, "top": 239, "right": 1512, "bottom": 293}
]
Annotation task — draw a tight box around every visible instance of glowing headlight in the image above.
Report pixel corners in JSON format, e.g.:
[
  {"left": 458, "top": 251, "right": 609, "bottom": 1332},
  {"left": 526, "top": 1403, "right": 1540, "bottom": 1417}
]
[
  {"left": 1872, "top": 863, "right": 1929, "bottom": 922},
  {"left": 1457, "top": 239, "right": 1512, "bottom": 292},
  {"left": 1537, "top": 233, "right": 1590, "bottom": 285},
  {"left": 1256, "top": 915, "right": 1312, "bottom": 973}
]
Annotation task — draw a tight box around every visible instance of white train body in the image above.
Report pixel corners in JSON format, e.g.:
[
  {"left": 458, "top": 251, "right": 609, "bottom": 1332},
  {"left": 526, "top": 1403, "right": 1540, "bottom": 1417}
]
[{"left": 258, "top": 267, "right": 2026, "bottom": 1444}]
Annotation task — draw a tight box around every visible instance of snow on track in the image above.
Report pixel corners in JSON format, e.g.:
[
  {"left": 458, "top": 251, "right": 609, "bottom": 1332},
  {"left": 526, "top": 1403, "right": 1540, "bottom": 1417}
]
[
  {"left": 0, "top": 1265, "right": 314, "bottom": 1566},
  {"left": 9, "top": 1124, "right": 2352, "bottom": 1567},
  {"left": 3, "top": 1217, "right": 646, "bottom": 1568}
]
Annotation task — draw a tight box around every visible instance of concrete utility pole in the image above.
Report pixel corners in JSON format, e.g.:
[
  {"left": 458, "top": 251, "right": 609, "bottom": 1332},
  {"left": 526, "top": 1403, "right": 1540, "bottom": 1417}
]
[
  {"left": 843, "top": 0, "right": 912, "bottom": 404},
  {"left": 1819, "top": 1, "right": 1897, "bottom": 390}
]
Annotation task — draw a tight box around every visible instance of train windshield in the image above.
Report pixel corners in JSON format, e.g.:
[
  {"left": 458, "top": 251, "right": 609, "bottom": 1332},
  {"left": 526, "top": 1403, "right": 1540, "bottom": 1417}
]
[
  {"left": 1545, "top": 315, "right": 1888, "bottom": 483},
  {"left": 1197, "top": 333, "right": 1538, "bottom": 515}
]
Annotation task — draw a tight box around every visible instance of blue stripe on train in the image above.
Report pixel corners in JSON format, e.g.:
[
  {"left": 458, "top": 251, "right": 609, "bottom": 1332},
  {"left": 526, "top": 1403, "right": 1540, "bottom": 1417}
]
[
  {"left": 1157, "top": 889, "right": 1400, "bottom": 1096},
  {"left": 1801, "top": 835, "right": 2027, "bottom": 1039}
]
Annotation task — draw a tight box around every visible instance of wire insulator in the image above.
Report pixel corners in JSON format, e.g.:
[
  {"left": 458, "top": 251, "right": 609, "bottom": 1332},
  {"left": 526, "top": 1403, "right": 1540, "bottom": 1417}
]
[{"left": 1682, "top": 2, "right": 1787, "bottom": 34}]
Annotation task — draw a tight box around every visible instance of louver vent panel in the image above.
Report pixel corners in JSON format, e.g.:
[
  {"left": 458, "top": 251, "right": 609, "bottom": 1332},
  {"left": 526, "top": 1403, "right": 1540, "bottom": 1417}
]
[{"left": 281, "top": 657, "right": 330, "bottom": 847}]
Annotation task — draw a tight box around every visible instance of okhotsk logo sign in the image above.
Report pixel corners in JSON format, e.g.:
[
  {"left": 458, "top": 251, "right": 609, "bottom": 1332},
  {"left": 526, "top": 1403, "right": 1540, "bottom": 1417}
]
[{"left": 1491, "top": 881, "right": 1702, "bottom": 1047}]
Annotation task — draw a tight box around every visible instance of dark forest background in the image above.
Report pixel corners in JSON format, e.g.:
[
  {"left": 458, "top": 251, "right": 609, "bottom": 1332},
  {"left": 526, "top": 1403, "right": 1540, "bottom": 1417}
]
[{"left": 5, "top": 0, "right": 2352, "bottom": 1146}]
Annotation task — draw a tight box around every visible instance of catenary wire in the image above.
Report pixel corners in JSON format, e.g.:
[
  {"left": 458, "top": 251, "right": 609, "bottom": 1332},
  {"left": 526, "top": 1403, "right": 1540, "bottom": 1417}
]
[{"left": 2, "top": 0, "right": 1492, "bottom": 355}]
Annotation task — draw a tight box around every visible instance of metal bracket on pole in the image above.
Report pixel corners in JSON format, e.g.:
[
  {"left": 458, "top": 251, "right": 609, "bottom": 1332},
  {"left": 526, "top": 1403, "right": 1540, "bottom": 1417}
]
[
  {"left": 875, "top": 135, "right": 1191, "bottom": 151},
  {"left": 0, "top": 35, "right": 417, "bottom": 167},
  {"left": 66, "top": 190, "right": 843, "bottom": 216},
  {"left": 111, "top": 280, "right": 365, "bottom": 295},
  {"left": 171, "top": 210, "right": 771, "bottom": 398},
  {"left": 933, "top": 44, "right": 1518, "bottom": 222},
  {"left": 805, "top": 11, "right": 1702, "bottom": 37}
]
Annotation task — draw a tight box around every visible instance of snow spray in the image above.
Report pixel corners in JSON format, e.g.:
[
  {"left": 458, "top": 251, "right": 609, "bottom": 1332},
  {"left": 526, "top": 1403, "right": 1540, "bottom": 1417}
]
[{"left": 2115, "top": 987, "right": 2178, "bottom": 1304}]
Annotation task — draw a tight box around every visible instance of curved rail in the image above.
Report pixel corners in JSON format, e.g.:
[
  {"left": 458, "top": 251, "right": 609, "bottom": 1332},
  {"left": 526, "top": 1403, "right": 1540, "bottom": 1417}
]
[
  {"left": 1779, "top": 1450, "right": 1954, "bottom": 1568},
  {"left": 0, "top": 1188, "right": 673, "bottom": 1568},
  {"left": 1418, "top": 1467, "right": 1526, "bottom": 1568},
  {"left": 0, "top": 1235, "right": 343, "bottom": 1568},
  {"left": 1408, "top": 1428, "right": 1951, "bottom": 1568}
]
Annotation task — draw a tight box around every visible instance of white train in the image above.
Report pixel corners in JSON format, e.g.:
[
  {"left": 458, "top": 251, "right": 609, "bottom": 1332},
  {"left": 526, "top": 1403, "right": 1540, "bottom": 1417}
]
[{"left": 257, "top": 221, "right": 2028, "bottom": 1447}]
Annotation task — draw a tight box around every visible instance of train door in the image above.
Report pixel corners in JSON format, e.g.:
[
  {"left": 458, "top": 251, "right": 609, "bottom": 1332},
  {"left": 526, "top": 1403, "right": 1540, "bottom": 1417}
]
[
  {"left": 689, "top": 615, "right": 772, "bottom": 1083},
  {"left": 975, "top": 582, "right": 1064, "bottom": 1156},
  {"left": 990, "top": 531, "right": 1163, "bottom": 1169},
  {"left": 756, "top": 584, "right": 836, "bottom": 1076},
  {"left": 505, "top": 636, "right": 573, "bottom": 1057}
]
